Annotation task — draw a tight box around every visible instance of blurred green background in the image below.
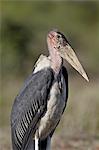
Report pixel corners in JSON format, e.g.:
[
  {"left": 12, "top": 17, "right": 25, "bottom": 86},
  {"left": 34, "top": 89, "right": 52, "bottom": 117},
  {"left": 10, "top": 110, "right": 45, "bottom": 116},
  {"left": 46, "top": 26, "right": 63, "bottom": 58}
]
[{"left": 0, "top": 1, "right": 99, "bottom": 150}]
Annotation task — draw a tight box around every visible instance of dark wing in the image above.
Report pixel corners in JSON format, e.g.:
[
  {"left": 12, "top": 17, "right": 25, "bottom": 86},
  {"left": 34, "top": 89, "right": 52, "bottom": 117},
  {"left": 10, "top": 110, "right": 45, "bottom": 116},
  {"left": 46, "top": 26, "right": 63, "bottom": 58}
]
[
  {"left": 11, "top": 68, "right": 54, "bottom": 150},
  {"left": 62, "top": 66, "right": 68, "bottom": 100},
  {"left": 61, "top": 66, "right": 68, "bottom": 117}
]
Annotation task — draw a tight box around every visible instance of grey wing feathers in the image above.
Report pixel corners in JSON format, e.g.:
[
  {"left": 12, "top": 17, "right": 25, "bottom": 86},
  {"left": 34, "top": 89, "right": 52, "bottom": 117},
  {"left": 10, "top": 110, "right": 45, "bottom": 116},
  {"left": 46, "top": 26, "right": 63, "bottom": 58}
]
[
  {"left": 62, "top": 66, "right": 68, "bottom": 100},
  {"left": 11, "top": 68, "right": 54, "bottom": 150}
]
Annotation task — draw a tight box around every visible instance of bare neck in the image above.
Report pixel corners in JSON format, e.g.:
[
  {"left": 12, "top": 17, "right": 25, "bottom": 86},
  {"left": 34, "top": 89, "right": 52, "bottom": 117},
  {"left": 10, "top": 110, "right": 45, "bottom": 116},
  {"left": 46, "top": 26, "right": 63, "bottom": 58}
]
[{"left": 49, "top": 47, "right": 63, "bottom": 75}]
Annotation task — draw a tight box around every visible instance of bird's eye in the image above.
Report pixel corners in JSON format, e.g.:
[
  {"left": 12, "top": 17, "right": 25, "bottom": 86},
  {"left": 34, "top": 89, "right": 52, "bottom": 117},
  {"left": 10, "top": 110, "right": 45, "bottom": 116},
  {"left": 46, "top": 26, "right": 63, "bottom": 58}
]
[
  {"left": 57, "top": 45, "right": 60, "bottom": 49},
  {"left": 57, "top": 35, "right": 61, "bottom": 39}
]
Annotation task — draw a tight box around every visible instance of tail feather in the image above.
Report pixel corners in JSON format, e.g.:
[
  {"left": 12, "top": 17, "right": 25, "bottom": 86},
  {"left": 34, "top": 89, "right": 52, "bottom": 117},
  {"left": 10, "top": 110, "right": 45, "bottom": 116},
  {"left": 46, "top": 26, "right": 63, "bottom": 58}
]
[
  {"left": 25, "top": 136, "right": 51, "bottom": 150},
  {"left": 39, "top": 138, "right": 47, "bottom": 150},
  {"left": 39, "top": 136, "right": 51, "bottom": 150}
]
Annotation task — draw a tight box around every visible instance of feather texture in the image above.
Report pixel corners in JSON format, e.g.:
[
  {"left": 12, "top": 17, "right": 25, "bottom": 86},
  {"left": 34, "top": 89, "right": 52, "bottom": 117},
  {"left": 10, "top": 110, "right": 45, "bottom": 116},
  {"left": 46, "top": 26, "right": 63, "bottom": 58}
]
[
  {"left": 11, "top": 55, "right": 68, "bottom": 150},
  {"left": 11, "top": 67, "right": 54, "bottom": 149}
]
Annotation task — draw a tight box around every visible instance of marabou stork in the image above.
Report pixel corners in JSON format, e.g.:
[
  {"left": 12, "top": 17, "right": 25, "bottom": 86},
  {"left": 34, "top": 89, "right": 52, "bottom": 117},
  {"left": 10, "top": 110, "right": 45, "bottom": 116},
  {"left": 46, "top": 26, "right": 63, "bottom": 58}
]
[{"left": 11, "top": 29, "right": 89, "bottom": 150}]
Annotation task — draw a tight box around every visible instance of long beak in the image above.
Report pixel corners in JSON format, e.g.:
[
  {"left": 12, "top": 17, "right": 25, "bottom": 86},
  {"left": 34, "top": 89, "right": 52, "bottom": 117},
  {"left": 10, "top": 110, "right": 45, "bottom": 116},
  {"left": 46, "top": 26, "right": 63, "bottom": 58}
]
[{"left": 59, "top": 44, "right": 89, "bottom": 82}]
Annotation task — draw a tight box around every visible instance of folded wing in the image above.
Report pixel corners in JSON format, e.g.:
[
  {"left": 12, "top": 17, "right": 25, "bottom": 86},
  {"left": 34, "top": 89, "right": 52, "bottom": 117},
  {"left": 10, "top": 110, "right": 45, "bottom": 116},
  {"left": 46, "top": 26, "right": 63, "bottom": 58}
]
[{"left": 11, "top": 68, "right": 54, "bottom": 150}]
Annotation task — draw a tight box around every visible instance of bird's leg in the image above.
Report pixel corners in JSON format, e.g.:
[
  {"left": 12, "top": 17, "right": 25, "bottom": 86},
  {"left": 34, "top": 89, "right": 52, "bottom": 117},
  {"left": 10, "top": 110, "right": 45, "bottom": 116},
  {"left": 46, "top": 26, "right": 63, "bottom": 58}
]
[
  {"left": 46, "top": 136, "right": 51, "bottom": 150},
  {"left": 35, "top": 136, "right": 39, "bottom": 150},
  {"left": 35, "top": 130, "right": 39, "bottom": 150}
]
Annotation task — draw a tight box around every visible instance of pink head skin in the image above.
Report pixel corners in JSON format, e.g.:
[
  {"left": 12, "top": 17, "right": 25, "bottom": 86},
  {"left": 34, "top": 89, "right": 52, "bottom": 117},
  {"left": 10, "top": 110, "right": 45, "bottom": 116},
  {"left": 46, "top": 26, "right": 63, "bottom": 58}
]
[
  {"left": 47, "top": 31, "right": 63, "bottom": 75},
  {"left": 47, "top": 30, "right": 89, "bottom": 81}
]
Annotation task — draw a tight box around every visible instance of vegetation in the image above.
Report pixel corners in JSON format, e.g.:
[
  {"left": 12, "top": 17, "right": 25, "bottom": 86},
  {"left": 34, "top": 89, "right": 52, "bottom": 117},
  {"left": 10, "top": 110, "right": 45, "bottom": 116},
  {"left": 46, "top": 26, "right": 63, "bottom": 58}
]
[
  {"left": 1, "top": 1, "right": 99, "bottom": 76},
  {"left": 0, "top": 1, "right": 99, "bottom": 149}
]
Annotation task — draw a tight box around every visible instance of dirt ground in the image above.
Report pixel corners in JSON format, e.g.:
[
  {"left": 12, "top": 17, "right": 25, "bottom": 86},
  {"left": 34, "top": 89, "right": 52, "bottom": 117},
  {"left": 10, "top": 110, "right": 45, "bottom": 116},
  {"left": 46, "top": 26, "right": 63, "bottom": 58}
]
[
  {"left": 52, "top": 135, "right": 99, "bottom": 150},
  {"left": 0, "top": 128, "right": 99, "bottom": 150}
]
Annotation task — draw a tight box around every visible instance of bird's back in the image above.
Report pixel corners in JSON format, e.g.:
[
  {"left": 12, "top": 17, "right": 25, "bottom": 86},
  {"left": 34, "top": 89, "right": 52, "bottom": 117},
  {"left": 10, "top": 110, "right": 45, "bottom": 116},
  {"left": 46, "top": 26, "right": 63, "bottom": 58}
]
[
  {"left": 11, "top": 54, "right": 68, "bottom": 150},
  {"left": 11, "top": 58, "right": 54, "bottom": 149}
]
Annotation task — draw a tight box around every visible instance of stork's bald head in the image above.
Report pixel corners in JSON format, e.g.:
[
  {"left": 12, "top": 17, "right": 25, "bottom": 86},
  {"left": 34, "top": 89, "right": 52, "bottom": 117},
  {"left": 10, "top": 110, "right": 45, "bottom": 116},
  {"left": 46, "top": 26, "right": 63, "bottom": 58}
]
[
  {"left": 47, "top": 30, "right": 89, "bottom": 82},
  {"left": 47, "top": 30, "right": 68, "bottom": 49}
]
